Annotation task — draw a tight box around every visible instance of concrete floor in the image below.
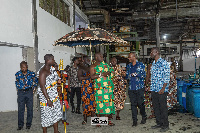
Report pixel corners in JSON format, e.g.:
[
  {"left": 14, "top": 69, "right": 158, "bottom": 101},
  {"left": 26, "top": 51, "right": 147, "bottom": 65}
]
[{"left": 1, "top": 95, "right": 200, "bottom": 133}]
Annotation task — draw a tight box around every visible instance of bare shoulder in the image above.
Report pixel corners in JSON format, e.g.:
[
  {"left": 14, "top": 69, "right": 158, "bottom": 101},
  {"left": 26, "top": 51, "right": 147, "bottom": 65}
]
[
  {"left": 90, "top": 64, "right": 97, "bottom": 69},
  {"left": 39, "top": 67, "right": 47, "bottom": 77},
  {"left": 90, "top": 64, "right": 95, "bottom": 68}
]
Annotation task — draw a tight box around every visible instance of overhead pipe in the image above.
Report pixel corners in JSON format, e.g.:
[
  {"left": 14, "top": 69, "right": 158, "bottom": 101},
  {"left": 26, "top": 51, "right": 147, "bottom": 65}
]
[
  {"left": 161, "top": 2, "right": 200, "bottom": 9},
  {"left": 84, "top": 9, "right": 110, "bottom": 27}
]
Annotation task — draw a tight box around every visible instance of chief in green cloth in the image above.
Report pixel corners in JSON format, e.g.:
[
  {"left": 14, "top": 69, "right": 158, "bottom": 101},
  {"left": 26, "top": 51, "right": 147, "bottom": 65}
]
[{"left": 90, "top": 52, "right": 115, "bottom": 126}]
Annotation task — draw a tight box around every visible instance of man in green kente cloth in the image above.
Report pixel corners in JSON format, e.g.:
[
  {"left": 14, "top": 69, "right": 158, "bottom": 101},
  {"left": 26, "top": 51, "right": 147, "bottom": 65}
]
[{"left": 90, "top": 52, "right": 115, "bottom": 126}]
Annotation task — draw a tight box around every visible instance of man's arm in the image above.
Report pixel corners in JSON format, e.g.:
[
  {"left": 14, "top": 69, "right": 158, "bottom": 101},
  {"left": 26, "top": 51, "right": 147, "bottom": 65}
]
[
  {"left": 78, "top": 68, "right": 90, "bottom": 81},
  {"left": 158, "top": 61, "right": 170, "bottom": 94},
  {"left": 125, "top": 64, "right": 130, "bottom": 80},
  {"left": 68, "top": 75, "right": 71, "bottom": 92},
  {"left": 90, "top": 65, "right": 100, "bottom": 79},
  {"left": 67, "top": 67, "right": 71, "bottom": 92},
  {"left": 15, "top": 73, "right": 22, "bottom": 90},
  {"left": 135, "top": 63, "right": 146, "bottom": 79},
  {"left": 39, "top": 70, "right": 53, "bottom": 107},
  {"left": 62, "top": 73, "right": 66, "bottom": 84},
  {"left": 32, "top": 72, "right": 38, "bottom": 93},
  {"left": 101, "top": 64, "right": 112, "bottom": 78}
]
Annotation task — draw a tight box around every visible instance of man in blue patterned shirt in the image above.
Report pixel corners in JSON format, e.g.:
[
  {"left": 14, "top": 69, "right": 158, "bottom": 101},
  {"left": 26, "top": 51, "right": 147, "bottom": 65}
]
[
  {"left": 15, "top": 61, "right": 38, "bottom": 130},
  {"left": 126, "top": 52, "right": 147, "bottom": 127},
  {"left": 150, "top": 47, "right": 170, "bottom": 132}
]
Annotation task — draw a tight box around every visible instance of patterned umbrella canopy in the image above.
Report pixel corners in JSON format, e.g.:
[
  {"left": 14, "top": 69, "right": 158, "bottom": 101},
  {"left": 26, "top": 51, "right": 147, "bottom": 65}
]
[{"left": 53, "top": 28, "right": 127, "bottom": 47}]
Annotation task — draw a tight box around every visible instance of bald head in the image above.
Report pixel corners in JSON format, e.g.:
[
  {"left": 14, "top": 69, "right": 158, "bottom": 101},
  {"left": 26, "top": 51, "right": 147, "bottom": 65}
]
[
  {"left": 110, "top": 57, "right": 117, "bottom": 66},
  {"left": 151, "top": 47, "right": 160, "bottom": 55},
  {"left": 94, "top": 52, "right": 102, "bottom": 58},
  {"left": 95, "top": 52, "right": 103, "bottom": 63},
  {"left": 129, "top": 52, "right": 138, "bottom": 58},
  {"left": 150, "top": 47, "right": 160, "bottom": 59},
  {"left": 44, "top": 54, "right": 55, "bottom": 66},
  {"left": 128, "top": 52, "right": 137, "bottom": 63},
  {"left": 20, "top": 61, "right": 27, "bottom": 67},
  {"left": 44, "top": 54, "right": 54, "bottom": 61}
]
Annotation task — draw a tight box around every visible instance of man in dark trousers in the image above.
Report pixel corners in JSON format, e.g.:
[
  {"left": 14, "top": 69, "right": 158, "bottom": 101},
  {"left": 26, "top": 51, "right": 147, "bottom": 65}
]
[
  {"left": 126, "top": 52, "right": 147, "bottom": 127},
  {"left": 150, "top": 47, "right": 170, "bottom": 132},
  {"left": 68, "top": 57, "right": 82, "bottom": 114},
  {"left": 15, "top": 61, "right": 38, "bottom": 130}
]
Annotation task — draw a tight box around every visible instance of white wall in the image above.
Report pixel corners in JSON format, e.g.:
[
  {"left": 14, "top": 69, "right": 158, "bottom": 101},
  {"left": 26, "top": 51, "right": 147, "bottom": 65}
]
[
  {"left": 0, "top": 47, "right": 23, "bottom": 112},
  {"left": 183, "top": 57, "right": 200, "bottom": 71},
  {"left": 0, "top": 0, "right": 33, "bottom": 47},
  {"left": 0, "top": 0, "right": 88, "bottom": 112},
  {"left": 37, "top": 0, "right": 87, "bottom": 66},
  {"left": 0, "top": 0, "right": 32, "bottom": 112},
  {"left": 76, "top": 21, "right": 88, "bottom": 30}
]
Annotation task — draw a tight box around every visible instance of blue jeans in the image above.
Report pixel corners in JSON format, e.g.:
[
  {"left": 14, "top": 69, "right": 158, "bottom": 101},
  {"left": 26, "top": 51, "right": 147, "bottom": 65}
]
[{"left": 17, "top": 88, "right": 33, "bottom": 128}]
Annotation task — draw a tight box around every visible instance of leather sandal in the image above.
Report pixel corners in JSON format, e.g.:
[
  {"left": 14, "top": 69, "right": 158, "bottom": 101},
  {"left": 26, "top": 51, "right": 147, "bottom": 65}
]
[
  {"left": 108, "top": 121, "right": 115, "bottom": 126},
  {"left": 116, "top": 116, "right": 121, "bottom": 120},
  {"left": 82, "top": 120, "right": 87, "bottom": 125},
  {"left": 108, "top": 115, "right": 113, "bottom": 120},
  {"left": 96, "top": 125, "right": 101, "bottom": 127}
]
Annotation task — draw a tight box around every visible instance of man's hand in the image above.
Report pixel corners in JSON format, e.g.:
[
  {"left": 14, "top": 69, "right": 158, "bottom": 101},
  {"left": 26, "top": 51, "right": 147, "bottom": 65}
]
[
  {"left": 47, "top": 99, "right": 53, "bottom": 107},
  {"left": 158, "top": 88, "right": 165, "bottom": 94},
  {"left": 168, "top": 85, "right": 172, "bottom": 90},
  {"left": 101, "top": 72, "right": 110, "bottom": 77},
  {"left": 145, "top": 86, "right": 150, "bottom": 91},
  {"left": 58, "top": 88, "right": 62, "bottom": 95},
  {"left": 68, "top": 87, "right": 71, "bottom": 92},
  {"left": 131, "top": 73, "right": 137, "bottom": 77},
  {"left": 58, "top": 79, "right": 61, "bottom": 84}
]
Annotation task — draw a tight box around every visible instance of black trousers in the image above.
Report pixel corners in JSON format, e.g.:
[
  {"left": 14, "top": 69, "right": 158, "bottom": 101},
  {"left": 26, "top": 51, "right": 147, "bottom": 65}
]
[
  {"left": 70, "top": 87, "right": 81, "bottom": 110},
  {"left": 128, "top": 88, "right": 146, "bottom": 122},
  {"left": 151, "top": 91, "right": 169, "bottom": 127},
  {"left": 17, "top": 89, "right": 33, "bottom": 128},
  {"left": 67, "top": 88, "right": 70, "bottom": 103}
]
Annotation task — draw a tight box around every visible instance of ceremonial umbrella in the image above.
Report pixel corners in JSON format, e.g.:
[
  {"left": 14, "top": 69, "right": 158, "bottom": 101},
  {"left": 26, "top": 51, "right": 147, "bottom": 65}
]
[{"left": 53, "top": 28, "right": 127, "bottom": 61}]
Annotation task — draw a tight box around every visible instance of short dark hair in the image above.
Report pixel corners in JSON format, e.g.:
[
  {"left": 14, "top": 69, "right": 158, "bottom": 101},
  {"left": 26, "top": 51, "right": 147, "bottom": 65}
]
[
  {"left": 44, "top": 54, "right": 54, "bottom": 61},
  {"left": 83, "top": 56, "right": 88, "bottom": 60},
  {"left": 152, "top": 47, "right": 160, "bottom": 55},
  {"left": 72, "top": 57, "right": 79, "bottom": 62},
  {"left": 111, "top": 57, "right": 117, "bottom": 61},
  {"left": 64, "top": 65, "right": 70, "bottom": 71},
  {"left": 20, "top": 61, "right": 27, "bottom": 67},
  {"left": 130, "top": 52, "right": 138, "bottom": 59},
  {"left": 94, "top": 52, "right": 102, "bottom": 58}
]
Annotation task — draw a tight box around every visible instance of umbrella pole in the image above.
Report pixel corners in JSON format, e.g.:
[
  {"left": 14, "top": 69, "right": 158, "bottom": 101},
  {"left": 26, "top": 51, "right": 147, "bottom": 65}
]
[{"left": 90, "top": 40, "right": 92, "bottom": 63}]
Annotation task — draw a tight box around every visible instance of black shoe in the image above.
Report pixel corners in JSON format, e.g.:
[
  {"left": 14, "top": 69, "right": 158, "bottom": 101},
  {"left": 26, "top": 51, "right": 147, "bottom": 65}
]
[
  {"left": 140, "top": 117, "right": 147, "bottom": 124},
  {"left": 71, "top": 106, "right": 75, "bottom": 113},
  {"left": 26, "top": 126, "right": 31, "bottom": 129},
  {"left": 17, "top": 127, "right": 23, "bottom": 130},
  {"left": 151, "top": 124, "right": 162, "bottom": 129},
  {"left": 76, "top": 109, "right": 82, "bottom": 114},
  {"left": 132, "top": 121, "right": 137, "bottom": 127},
  {"left": 160, "top": 126, "right": 169, "bottom": 132}
]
